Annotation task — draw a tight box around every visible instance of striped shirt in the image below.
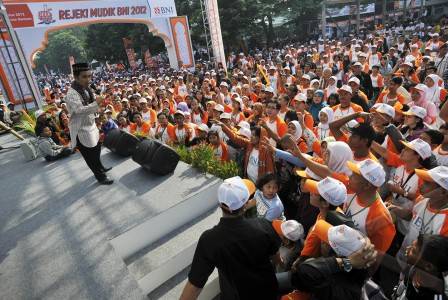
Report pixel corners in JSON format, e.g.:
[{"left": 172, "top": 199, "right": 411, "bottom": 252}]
[{"left": 64, "top": 87, "right": 100, "bottom": 149}]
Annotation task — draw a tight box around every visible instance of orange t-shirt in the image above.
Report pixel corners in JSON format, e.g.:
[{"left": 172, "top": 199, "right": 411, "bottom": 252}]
[
  {"left": 376, "top": 92, "right": 406, "bottom": 105},
  {"left": 130, "top": 122, "right": 151, "bottom": 136},
  {"left": 301, "top": 207, "right": 344, "bottom": 258},
  {"left": 343, "top": 194, "right": 396, "bottom": 253}
]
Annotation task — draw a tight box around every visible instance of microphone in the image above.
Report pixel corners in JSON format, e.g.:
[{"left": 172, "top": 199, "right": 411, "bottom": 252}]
[{"left": 90, "top": 83, "right": 101, "bottom": 95}]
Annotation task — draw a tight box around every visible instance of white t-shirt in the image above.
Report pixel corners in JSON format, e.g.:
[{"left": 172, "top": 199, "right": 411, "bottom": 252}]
[
  {"left": 192, "top": 112, "right": 203, "bottom": 125},
  {"left": 333, "top": 105, "right": 357, "bottom": 120},
  {"left": 155, "top": 125, "right": 170, "bottom": 144},
  {"left": 142, "top": 111, "right": 151, "bottom": 123},
  {"left": 247, "top": 148, "right": 259, "bottom": 182},
  {"left": 266, "top": 119, "right": 279, "bottom": 146},
  {"left": 434, "top": 146, "right": 448, "bottom": 167},
  {"left": 389, "top": 166, "right": 419, "bottom": 235}
]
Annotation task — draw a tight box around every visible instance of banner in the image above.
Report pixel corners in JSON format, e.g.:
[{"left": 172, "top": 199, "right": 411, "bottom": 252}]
[
  {"left": 144, "top": 49, "right": 158, "bottom": 69},
  {"left": 169, "top": 16, "right": 194, "bottom": 69},
  {"left": 123, "top": 38, "right": 137, "bottom": 69},
  {"left": 4, "top": 0, "right": 177, "bottom": 29},
  {"left": 205, "top": 0, "right": 226, "bottom": 69}
]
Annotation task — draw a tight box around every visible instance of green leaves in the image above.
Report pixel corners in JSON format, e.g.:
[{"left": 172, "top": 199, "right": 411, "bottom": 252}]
[
  {"left": 174, "top": 143, "right": 240, "bottom": 179},
  {"left": 35, "top": 29, "right": 87, "bottom": 73}
]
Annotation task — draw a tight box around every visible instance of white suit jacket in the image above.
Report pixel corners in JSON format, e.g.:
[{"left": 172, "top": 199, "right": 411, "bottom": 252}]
[{"left": 65, "top": 87, "right": 99, "bottom": 149}]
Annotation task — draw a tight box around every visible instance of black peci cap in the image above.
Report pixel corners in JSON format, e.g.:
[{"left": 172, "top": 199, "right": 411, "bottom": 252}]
[{"left": 72, "top": 63, "right": 90, "bottom": 73}]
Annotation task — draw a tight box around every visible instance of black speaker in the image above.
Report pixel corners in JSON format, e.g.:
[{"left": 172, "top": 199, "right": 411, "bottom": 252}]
[
  {"left": 132, "top": 139, "right": 162, "bottom": 165},
  {"left": 148, "top": 143, "right": 180, "bottom": 175},
  {"left": 132, "top": 139, "right": 179, "bottom": 175},
  {"left": 103, "top": 128, "right": 121, "bottom": 152},
  {"left": 132, "top": 139, "right": 151, "bottom": 165},
  {"left": 115, "top": 131, "right": 140, "bottom": 156}
]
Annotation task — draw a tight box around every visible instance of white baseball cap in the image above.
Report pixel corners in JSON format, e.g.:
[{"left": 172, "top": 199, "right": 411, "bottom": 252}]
[
  {"left": 197, "top": 124, "right": 209, "bottom": 133},
  {"left": 402, "top": 106, "right": 427, "bottom": 119},
  {"left": 294, "top": 93, "right": 307, "bottom": 102},
  {"left": 353, "top": 62, "right": 362, "bottom": 67},
  {"left": 213, "top": 104, "right": 225, "bottom": 112},
  {"left": 314, "top": 220, "right": 366, "bottom": 257},
  {"left": 217, "top": 176, "right": 255, "bottom": 212},
  {"left": 220, "top": 112, "right": 231, "bottom": 120},
  {"left": 400, "top": 61, "right": 414, "bottom": 67},
  {"left": 416, "top": 166, "right": 448, "bottom": 191},
  {"left": 264, "top": 86, "right": 274, "bottom": 93},
  {"left": 401, "top": 138, "right": 432, "bottom": 160},
  {"left": 238, "top": 127, "right": 251, "bottom": 139},
  {"left": 348, "top": 77, "right": 360, "bottom": 85},
  {"left": 374, "top": 103, "right": 395, "bottom": 119},
  {"left": 295, "top": 167, "right": 322, "bottom": 181},
  {"left": 273, "top": 220, "right": 305, "bottom": 242},
  {"left": 138, "top": 98, "right": 148, "bottom": 104},
  {"left": 303, "top": 177, "right": 348, "bottom": 206},
  {"left": 220, "top": 81, "right": 229, "bottom": 88},
  {"left": 174, "top": 110, "right": 185, "bottom": 117},
  {"left": 338, "top": 85, "right": 353, "bottom": 95},
  {"left": 411, "top": 83, "right": 427, "bottom": 93},
  {"left": 347, "top": 159, "right": 386, "bottom": 187},
  {"left": 237, "top": 121, "right": 250, "bottom": 130},
  {"left": 302, "top": 74, "right": 311, "bottom": 81},
  {"left": 233, "top": 97, "right": 244, "bottom": 109}
]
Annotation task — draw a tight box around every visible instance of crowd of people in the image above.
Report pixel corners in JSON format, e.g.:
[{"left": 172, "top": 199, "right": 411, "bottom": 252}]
[{"left": 2, "top": 15, "right": 448, "bottom": 300}]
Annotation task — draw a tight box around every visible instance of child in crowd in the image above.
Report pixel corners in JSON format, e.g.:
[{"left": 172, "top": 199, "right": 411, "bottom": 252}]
[
  {"left": 247, "top": 173, "right": 285, "bottom": 221},
  {"left": 37, "top": 126, "right": 72, "bottom": 161}
]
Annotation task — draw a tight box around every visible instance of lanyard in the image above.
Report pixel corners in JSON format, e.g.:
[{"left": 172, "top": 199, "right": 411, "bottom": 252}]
[
  {"left": 420, "top": 201, "right": 448, "bottom": 234},
  {"left": 344, "top": 193, "right": 376, "bottom": 218}
]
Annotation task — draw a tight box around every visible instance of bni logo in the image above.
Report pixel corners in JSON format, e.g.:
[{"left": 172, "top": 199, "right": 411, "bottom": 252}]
[
  {"left": 153, "top": 6, "right": 174, "bottom": 15},
  {"left": 37, "top": 5, "right": 56, "bottom": 25}
]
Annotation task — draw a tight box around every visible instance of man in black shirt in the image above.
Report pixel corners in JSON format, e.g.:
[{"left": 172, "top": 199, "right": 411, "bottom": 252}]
[
  {"left": 352, "top": 62, "right": 373, "bottom": 100},
  {"left": 180, "top": 176, "right": 281, "bottom": 300}
]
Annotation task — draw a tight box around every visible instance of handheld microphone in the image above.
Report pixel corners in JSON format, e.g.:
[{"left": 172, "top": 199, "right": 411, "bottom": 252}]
[{"left": 90, "top": 83, "right": 101, "bottom": 95}]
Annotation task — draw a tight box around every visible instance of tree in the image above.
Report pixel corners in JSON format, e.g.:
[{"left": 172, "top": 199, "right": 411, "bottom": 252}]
[
  {"left": 84, "top": 23, "right": 166, "bottom": 64},
  {"left": 34, "top": 30, "right": 87, "bottom": 74}
]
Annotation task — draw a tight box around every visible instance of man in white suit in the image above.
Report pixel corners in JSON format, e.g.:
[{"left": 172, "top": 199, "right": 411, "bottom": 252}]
[{"left": 65, "top": 63, "right": 113, "bottom": 185}]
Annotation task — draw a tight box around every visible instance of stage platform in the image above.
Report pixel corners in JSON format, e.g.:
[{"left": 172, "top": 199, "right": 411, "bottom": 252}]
[{"left": 0, "top": 133, "right": 222, "bottom": 300}]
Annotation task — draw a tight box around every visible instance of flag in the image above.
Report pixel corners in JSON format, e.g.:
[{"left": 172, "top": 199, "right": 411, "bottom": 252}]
[
  {"left": 257, "top": 64, "right": 270, "bottom": 86},
  {"left": 69, "top": 56, "right": 75, "bottom": 75},
  {"left": 122, "top": 38, "right": 137, "bottom": 69}
]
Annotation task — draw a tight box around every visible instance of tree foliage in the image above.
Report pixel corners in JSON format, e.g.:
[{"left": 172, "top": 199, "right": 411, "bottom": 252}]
[
  {"left": 34, "top": 23, "right": 167, "bottom": 73},
  {"left": 34, "top": 29, "right": 87, "bottom": 73},
  {"left": 175, "top": 0, "right": 323, "bottom": 51}
]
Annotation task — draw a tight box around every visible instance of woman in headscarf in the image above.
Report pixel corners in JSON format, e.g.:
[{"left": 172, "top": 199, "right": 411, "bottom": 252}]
[
  {"left": 324, "top": 76, "right": 338, "bottom": 101},
  {"left": 309, "top": 89, "right": 327, "bottom": 124},
  {"left": 268, "top": 137, "right": 353, "bottom": 182},
  {"left": 177, "top": 101, "right": 189, "bottom": 113},
  {"left": 424, "top": 74, "right": 447, "bottom": 108},
  {"left": 408, "top": 84, "right": 437, "bottom": 125},
  {"left": 314, "top": 106, "right": 334, "bottom": 141}
]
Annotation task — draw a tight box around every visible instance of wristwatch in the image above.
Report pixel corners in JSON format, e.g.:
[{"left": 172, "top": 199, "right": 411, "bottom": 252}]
[{"left": 342, "top": 258, "right": 353, "bottom": 272}]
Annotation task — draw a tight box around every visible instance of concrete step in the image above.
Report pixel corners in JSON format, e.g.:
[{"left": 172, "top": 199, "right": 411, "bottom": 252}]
[
  {"left": 129, "top": 208, "right": 221, "bottom": 297},
  {"left": 127, "top": 208, "right": 221, "bottom": 280},
  {"left": 148, "top": 268, "right": 220, "bottom": 300}
]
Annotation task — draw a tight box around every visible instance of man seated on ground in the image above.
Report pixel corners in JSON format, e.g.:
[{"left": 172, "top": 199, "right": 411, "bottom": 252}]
[{"left": 37, "top": 126, "right": 72, "bottom": 161}]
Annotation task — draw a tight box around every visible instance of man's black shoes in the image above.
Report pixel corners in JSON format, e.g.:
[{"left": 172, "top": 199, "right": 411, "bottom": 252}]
[{"left": 98, "top": 176, "right": 114, "bottom": 185}]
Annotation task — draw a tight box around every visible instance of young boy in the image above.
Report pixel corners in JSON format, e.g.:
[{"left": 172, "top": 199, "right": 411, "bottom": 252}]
[{"left": 37, "top": 126, "right": 72, "bottom": 161}]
